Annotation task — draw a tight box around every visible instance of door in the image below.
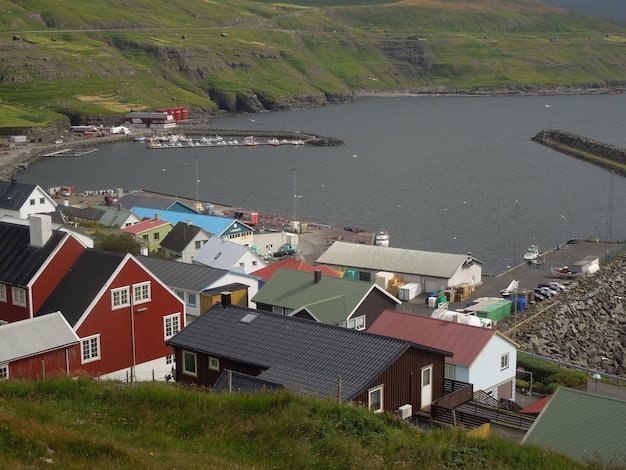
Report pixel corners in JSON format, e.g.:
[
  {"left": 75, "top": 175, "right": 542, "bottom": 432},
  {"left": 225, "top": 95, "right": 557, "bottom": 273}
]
[{"left": 421, "top": 365, "right": 433, "bottom": 409}]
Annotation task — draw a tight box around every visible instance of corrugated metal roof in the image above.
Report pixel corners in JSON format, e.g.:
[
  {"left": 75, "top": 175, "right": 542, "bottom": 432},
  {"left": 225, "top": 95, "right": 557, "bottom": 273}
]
[
  {"left": 368, "top": 310, "right": 495, "bottom": 367},
  {"left": 251, "top": 258, "right": 341, "bottom": 282},
  {"left": 193, "top": 237, "right": 258, "bottom": 270},
  {"left": 522, "top": 388, "right": 626, "bottom": 467},
  {"left": 0, "top": 312, "right": 79, "bottom": 362},
  {"left": 131, "top": 207, "right": 234, "bottom": 238},
  {"left": 137, "top": 255, "right": 230, "bottom": 292},
  {"left": 316, "top": 241, "right": 479, "bottom": 279},
  {"left": 167, "top": 304, "right": 415, "bottom": 402},
  {"left": 121, "top": 218, "right": 171, "bottom": 234}
]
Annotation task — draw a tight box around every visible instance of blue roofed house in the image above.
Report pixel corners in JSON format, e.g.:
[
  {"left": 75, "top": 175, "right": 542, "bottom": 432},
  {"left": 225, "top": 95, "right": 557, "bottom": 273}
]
[
  {"left": 251, "top": 268, "right": 400, "bottom": 330},
  {"left": 131, "top": 207, "right": 254, "bottom": 247},
  {"left": 116, "top": 193, "right": 199, "bottom": 214},
  {"left": 193, "top": 236, "right": 267, "bottom": 275}
]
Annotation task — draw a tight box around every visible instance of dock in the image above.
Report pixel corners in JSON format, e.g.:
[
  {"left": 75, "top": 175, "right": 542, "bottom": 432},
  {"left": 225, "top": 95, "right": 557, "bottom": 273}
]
[{"left": 42, "top": 148, "right": 99, "bottom": 158}]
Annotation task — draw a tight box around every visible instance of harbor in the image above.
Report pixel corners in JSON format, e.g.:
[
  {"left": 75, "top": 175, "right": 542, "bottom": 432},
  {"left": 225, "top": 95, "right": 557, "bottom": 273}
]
[{"left": 41, "top": 148, "right": 100, "bottom": 158}]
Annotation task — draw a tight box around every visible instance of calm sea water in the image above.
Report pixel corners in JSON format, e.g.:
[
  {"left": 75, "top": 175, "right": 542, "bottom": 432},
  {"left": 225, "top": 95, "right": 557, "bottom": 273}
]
[{"left": 17, "top": 95, "right": 626, "bottom": 274}]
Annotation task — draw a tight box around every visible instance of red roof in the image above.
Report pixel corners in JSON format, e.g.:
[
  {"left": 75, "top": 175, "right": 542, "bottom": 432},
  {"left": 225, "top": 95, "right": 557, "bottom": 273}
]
[
  {"left": 251, "top": 259, "right": 341, "bottom": 282},
  {"left": 368, "top": 310, "right": 500, "bottom": 367},
  {"left": 121, "top": 218, "right": 171, "bottom": 234},
  {"left": 520, "top": 393, "right": 553, "bottom": 415}
]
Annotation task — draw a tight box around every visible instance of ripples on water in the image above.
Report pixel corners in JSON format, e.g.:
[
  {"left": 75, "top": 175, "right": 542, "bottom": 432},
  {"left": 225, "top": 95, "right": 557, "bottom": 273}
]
[{"left": 17, "top": 95, "right": 626, "bottom": 274}]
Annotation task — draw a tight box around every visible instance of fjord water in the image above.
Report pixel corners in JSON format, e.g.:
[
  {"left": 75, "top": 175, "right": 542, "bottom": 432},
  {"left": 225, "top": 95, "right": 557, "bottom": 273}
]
[{"left": 17, "top": 95, "right": 626, "bottom": 274}]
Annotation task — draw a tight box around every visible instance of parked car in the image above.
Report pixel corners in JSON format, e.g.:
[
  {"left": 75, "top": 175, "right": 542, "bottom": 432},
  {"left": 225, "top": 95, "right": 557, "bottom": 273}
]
[
  {"left": 566, "top": 239, "right": 578, "bottom": 244},
  {"left": 539, "top": 284, "right": 559, "bottom": 295},
  {"left": 273, "top": 249, "right": 296, "bottom": 259},
  {"left": 531, "top": 289, "right": 546, "bottom": 301},
  {"left": 549, "top": 281, "right": 566, "bottom": 292},
  {"left": 538, "top": 286, "right": 556, "bottom": 298}
]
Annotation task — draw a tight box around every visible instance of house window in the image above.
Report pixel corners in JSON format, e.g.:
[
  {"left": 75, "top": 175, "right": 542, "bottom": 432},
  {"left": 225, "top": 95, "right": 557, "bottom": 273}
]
[
  {"left": 0, "top": 364, "right": 8, "bottom": 380},
  {"left": 0, "top": 284, "right": 6, "bottom": 303},
  {"left": 39, "top": 197, "right": 45, "bottom": 204},
  {"left": 111, "top": 287, "right": 130, "bottom": 309},
  {"left": 195, "top": 240, "right": 202, "bottom": 250},
  {"left": 501, "top": 353, "right": 510, "bottom": 370},
  {"left": 153, "top": 232, "right": 160, "bottom": 241},
  {"left": 133, "top": 282, "right": 151, "bottom": 304},
  {"left": 209, "top": 357, "right": 220, "bottom": 371},
  {"left": 368, "top": 385, "right": 384, "bottom": 413},
  {"left": 81, "top": 335, "right": 101, "bottom": 364},
  {"left": 29, "top": 198, "right": 35, "bottom": 206},
  {"left": 422, "top": 367, "right": 431, "bottom": 386},
  {"left": 11, "top": 287, "right": 26, "bottom": 307},
  {"left": 164, "top": 313, "right": 181, "bottom": 340},
  {"left": 272, "top": 306, "right": 285, "bottom": 315},
  {"left": 252, "top": 261, "right": 257, "bottom": 267},
  {"left": 182, "top": 351, "right": 197, "bottom": 376},
  {"left": 175, "top": 290, "right": 185, "bottom": 301},
  {"left": 239, "top": 262, "right": 245, "bottom": 268},
  {"left": 142, "top": 234, "right": 149, "bottom": 242},
  {"left": 444, "top": 363, "right": 456, "bottom": 380},
  {"left": 346, "top": 315, "right": 366, "bottom": 331},
  {"left": 166, "top": 355, "right": 175, "bottom": 365},
  {"left": 187, "top": 293, "right": 196, "bottom": 307}
]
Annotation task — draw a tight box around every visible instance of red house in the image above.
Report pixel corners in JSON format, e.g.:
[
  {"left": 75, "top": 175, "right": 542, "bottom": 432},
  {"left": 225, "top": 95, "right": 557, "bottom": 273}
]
[
  {"left": 36, "top": 250, "right": 185, "bottom": 382},
  {"left": 0, "top": 215, "right": 87, "bottom": 324},
  {"left": 0, "top": 312, "right": 80, "bottom": 380}
]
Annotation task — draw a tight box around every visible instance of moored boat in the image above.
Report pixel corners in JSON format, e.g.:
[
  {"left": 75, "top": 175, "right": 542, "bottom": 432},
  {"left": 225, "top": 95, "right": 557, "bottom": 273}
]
[
  {"left": 244, "top": 136, "right": 258, "bottom": 146},
  {"left": 551, "top": 266, "right": 584, "bottom": 279},
  {"left": 523, "top": 245, "right": 539, "bottom": 261},
  {"left": 267, "top": 137, "right": 280, "bottom": 146},
  {"left": 374, "top": 229, "right": 390, "bottom": 247}
]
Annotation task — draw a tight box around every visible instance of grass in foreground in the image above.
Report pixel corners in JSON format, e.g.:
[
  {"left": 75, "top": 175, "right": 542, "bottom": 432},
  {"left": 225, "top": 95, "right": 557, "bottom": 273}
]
[{"left": 0, "top": 377, "right": 592, "bottom": 469}]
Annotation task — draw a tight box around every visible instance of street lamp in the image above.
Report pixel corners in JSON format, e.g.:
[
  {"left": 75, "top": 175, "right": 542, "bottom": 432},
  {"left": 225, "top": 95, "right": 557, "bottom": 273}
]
[{"left": 593, "top": 372, "right": 601, "bottom": 394}]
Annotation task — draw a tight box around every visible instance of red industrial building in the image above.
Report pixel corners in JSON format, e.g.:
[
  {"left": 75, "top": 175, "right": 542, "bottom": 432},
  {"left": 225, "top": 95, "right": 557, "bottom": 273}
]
[{"left": 123, "top": 106, "right": 188, "bottom": 129}]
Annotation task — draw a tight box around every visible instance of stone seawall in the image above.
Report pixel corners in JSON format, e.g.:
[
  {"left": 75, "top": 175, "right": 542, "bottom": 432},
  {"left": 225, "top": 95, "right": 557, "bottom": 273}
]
[
  {"left": 531, "top": 129, "right": 626, "bottom": 176},
  {"left": 497, "top": 252, "right": 626, "bottom": 378}
]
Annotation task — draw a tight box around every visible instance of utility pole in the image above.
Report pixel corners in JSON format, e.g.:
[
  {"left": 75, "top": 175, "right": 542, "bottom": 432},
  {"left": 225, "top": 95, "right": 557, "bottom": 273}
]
[{"left": 292, "top": 168, "right": 297, "bottom": 221}]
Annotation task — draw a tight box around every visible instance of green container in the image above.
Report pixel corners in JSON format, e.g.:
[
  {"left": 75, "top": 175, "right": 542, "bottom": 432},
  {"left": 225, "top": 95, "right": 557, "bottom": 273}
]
[
  {"left": 343, "top": 269, "right": 358, "bottom": 280},
  {"left": 476, "top": 300, "right": 513, "bottom": 321}
]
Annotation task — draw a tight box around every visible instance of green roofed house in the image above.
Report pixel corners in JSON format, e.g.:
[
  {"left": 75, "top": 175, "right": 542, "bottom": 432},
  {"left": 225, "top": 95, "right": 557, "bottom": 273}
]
[
  {"left": 522, "top": 387, "right": 626, "bottom": 468},
  {"left": 252, "top": 268, "right": 400, "bottom": 330}
]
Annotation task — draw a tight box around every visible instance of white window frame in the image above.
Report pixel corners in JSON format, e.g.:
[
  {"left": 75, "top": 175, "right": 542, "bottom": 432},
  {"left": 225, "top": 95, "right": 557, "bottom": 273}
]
[
  {"left": 194, "top": 240, "right": 202, "bottom": 250},
  {"left": 501, "top": 352, "right": 510, "bottom": 370},
  {"left": 0, "top": 364, "right": 8, "bottom": 380},
  {"left": 133, "top": 281, "right": 151, "bottom": 305},
  {"left": 164, "top": 313, "right": 181, "bottom": 340},
  {"left": 111, "top": 286, "right": 130, "bottom": 309},
  {"left": 11, "top": 286, "right": 26, "bottom": 307},
  {"left": 81, "top": 335, "right": 101, "bottom": 364},
  {"left": 444, "top": 363, "right": 456, "bottom": 380},
  {"left": 209, "top": 357, "right": 220, "bottom": 371},
  {"left": 182, "top": 351, "right": 197, "bottom": 376},
  {"left": 368, "top": 385, "right": 384, "bottom": 413},
  {"left": 166, "top": 354, "right": 175, "bottom": 365},
  {"left": 0, "top": 284, "right": 6, "bottom": 303},
  {"left": 346, "top": 315, "right": 366, "bottom": 331}
]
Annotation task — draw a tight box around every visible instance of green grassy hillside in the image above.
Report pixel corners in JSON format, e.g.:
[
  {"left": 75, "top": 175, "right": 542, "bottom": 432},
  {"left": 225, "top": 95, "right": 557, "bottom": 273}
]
[
  {"left": 0, "top": 378, "right": 595, "bottom": 469},
  {"left": 0, "top": 0, "right": 625, "bottom": 129}
]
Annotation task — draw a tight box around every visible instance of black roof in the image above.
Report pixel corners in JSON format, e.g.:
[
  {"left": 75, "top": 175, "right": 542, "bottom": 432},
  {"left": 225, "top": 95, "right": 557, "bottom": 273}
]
[
  {"left": 0, "top": 221, "right": 66, "bottom": 287},
  {"left": 36, "top": 249, "right": 125, "bottom": 326},
  {"left": 214, "top": 370, "right": 283, "bottom": 393},
  {"left": 117, "top": 194, "right": 193, "bottom": 212},
  {"left": 0, "top": 180, "right": 38, "bottom": 210},
  {"left": 168, "top": 304, "right": 419, "bottom": 402},
  {"left": 137, "top": 255, "right": 230, "bottom": 292},
  {"left": 202, "top": 283, "right": 249, "bottom": 297},
  {"left": 160, "top": 221, "right": 205, "bottom": 252}
]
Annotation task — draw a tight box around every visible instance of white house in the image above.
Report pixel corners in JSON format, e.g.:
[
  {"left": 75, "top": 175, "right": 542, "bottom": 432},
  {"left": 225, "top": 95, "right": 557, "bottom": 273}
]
[
  {"left": 0, "top": 181, "right": 57, "bottom": 220},
  {"left": 369, "top": 310, "right": 518, "bottom": 401},
  {"left": 160, "top": 221, "right": 212, "bottom": 263},
  {"left": 193, "top": 237, "right": 266, "bottom": 274}
]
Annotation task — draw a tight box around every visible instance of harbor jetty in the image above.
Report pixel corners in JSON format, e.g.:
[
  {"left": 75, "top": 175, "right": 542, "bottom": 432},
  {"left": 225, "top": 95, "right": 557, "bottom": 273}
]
[{"left": 531, "top": 129, "right": 626, "bottom": 176}]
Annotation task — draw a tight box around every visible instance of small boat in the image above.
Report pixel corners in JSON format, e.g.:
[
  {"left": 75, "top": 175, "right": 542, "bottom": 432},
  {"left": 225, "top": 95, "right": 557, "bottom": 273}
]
[
  {"left": 551, "top": 266, "right": 584, "bottom": 279},
  {"left": 267, "top": 137, "right": 280, "bottom": 146},
  {"left": 523, "top": 245, "right": 540, "bottom": 261},
  {"left": 374, "top": 229, "right": 390, "bottom": 247},
  {"left": 134, "top": 135, "right": 146, "bottom": 143},
  {"left": 244, "top": 136, "right": 258, "bottom": 146}
]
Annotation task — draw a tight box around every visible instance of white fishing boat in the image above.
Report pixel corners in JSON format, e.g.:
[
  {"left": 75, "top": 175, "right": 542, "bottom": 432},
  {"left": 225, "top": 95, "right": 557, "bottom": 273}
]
[
  {"left": 523, "top": 245, "right": 539, "bottom": 261},
  {"left": 374, "top": 229, "right": 390, "bottom": 247}
]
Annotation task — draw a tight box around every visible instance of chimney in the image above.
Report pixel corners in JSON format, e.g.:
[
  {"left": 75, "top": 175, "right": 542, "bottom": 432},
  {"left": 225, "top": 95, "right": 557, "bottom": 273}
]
[
  {"left": 187, "top": 219, "right": 192, "bottom": 226},
  {"left": 155, "top": 213, "right": 161, "bottom": 220},
  {"left": 314, "top": 269, "right": 322, "bottom": 283},
  {"left": 117, "top": 203, "right": 123, "bottom": 211},
  {"left": 29, "top": 214, "right": 52, "bottom": 247},
  {"left": 221, "top": 291, "right": 232, "bottom": 306}
]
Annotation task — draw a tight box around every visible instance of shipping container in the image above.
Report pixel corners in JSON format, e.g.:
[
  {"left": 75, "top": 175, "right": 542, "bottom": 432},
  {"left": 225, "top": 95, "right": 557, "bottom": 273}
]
[{"left": 398, "top": 282, "right": 421, "bottom": 301}]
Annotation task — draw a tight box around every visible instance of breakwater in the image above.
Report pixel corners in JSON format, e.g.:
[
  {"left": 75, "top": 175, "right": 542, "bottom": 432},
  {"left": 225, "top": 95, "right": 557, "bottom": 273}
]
[{"left": 531, "top": 129, "right": 626, "bottom": 176}]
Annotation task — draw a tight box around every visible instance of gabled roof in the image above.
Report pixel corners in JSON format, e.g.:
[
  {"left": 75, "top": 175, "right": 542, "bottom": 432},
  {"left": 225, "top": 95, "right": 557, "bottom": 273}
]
[
  {"left": 522, "top": 388, "right": 626, "bottom": 467},
  {"left": 117, "top": 194, "right": 196, "bottom": 213},
  {"left": 368, "top": 310, "right": 511, "bottom": 367},
  {"left": 0, "top": 180, "right": 40, "bottom": 210},
  {"left": 36, "top": 250, "right": 126, "bottom": 326},
  {"left": 252, "top": 269, "right": 399, "bottom": 324},
  {"left": 121, "top": 218, "right": 171, "bottom": 235},
  {"left": 130, "top": 207, "right": 250, "bottom": 239},
  {"left": 251, "top": 258, "right": 340, "bottom": 282},
  {"left": 316, "top": 241, "right": 481, "bottom": 279},
  {"left": 136, "top": 255, "right": 231, "bottom": 292},
  {"left": 167, "top": 304, "right": 433, "bottom": 402},
  {"left": 0, "top": 220, "right": 66, "bottom": 287},
  {"left": 0, "top": 312, "right": 79, "bottom": 363},
  {"left": 193, "top": 236, "right": 260, "bottom": 269},
  {"left": 98, "top": 206, "right": 135, "bottom": 227},
  {"left": 62, "top": 206, "right": 105, "bottom": 222},
  {"left": 160, "top": 221, "right": 210, "bottom": 252}
]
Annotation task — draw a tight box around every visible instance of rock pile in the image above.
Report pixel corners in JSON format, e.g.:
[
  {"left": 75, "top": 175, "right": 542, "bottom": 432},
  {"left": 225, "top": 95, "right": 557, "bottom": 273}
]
[{"left": 498, "top": 253, "right": 626, "bottom": 377}]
